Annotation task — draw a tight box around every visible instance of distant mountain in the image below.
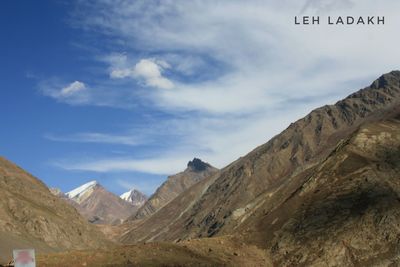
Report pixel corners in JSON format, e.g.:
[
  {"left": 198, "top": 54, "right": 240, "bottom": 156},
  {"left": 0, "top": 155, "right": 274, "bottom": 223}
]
[
  {"left": 129, "top": 158, "right": 218, "bottom": 221},
  {"left": 119, "top": 71, "right": 400, "bottom": 265},
  {"left": 0, "top": 157, "right": 108, "bottom": 263},
  {"left": 65, "top": 181, "right": 140, "bottom": 225},
  {"left": 66, "top": 180, "right": 99, "bottom": 204},
  {"left": 120, "top": 188, "right": 147, "bottom": 207}
]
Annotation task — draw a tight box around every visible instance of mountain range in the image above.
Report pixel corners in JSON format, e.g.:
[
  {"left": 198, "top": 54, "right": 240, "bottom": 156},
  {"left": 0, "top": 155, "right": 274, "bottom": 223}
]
[
  {"left": 1, "top": 71, "right": 400, "bottom": 266},
  {"left": 115, "top": 71, "right": 400, "bottom": 265},
  {"left": 52, "top": 181, "right": 147, "bottom": 225}
]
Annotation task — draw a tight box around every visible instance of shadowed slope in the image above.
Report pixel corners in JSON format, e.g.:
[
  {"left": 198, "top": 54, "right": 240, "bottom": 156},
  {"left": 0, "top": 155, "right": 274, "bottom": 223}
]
[{"left": 240, "top": 112, "right": 400, "bottom": 265}]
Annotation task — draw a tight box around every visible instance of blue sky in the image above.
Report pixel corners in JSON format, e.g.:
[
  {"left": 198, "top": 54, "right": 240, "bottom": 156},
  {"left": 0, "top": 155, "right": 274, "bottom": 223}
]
[{"left": 1, "top": 0, "right": 399, "bottom": 196}]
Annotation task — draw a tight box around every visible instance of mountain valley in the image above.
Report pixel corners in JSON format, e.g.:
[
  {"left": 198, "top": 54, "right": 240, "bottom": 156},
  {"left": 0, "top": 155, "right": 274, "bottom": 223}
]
[{"left": 1, "top": 71, "right": 400, "bottom": 266}]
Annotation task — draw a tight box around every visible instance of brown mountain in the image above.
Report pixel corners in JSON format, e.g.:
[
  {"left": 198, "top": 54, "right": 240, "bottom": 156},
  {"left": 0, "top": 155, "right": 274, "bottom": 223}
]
[
  {"left": 0, "top": 157, "right": 109, "bottom": 263},
  {"left": 118, "top": 71, "right": 400, "bottom": 265},
  {"left": 130, "top": 158, "right": 218, "bottom": 220},
  {"left": 39, "top": 112, "right": 400, "bottom": 267},
  {"left": 65, "top": 181, "right": 140, "bottom": 225},
  {"left": 242, "top": 109, "right": 400, "bottom": 265}
]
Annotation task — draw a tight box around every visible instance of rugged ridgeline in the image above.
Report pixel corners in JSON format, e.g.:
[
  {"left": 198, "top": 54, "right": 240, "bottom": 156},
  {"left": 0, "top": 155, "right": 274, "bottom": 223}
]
[
  {"left": 119, "top": 70, "right": 400, "bottom": 258},
  {"left": 130, "top": 158, "right": 218, "bottom": 220},
  {"left": 0, "top": 158, "right": 109, "bottom": 262},
  {"left": 64, "top": 181, "right": 143, "bottom": 225}
]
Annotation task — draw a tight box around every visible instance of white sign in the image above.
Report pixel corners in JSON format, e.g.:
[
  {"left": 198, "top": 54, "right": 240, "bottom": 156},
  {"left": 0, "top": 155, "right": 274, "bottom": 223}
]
[{"left": 13, "top": 249, "right": 36, "bottom": 267}]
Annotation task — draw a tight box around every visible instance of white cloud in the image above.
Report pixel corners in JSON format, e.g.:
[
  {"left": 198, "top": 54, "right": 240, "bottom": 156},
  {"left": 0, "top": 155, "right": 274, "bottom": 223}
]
[
  {"left": 56, "top": 156, "right": 188, "bottom": 175},
  {"left": 40, "top": 80, "right": 89, "bottom": 104},
  {"left": 51, "top": 99, "right": 330, "bottom": 175},
  {"left": 44, "top": 132, "right": 143, "bottom": 146},
  {"left": 50, "top": 0, "right": 400, "bottom": 178},
  {"left": 73, "top": 0, "right": 400, "bottom": 113},
  {"left": 60, "top": 81, "right": 86, "bottom": 96},
  {"left": 110, "top": 58, "right": 174, "bottom": 89}
]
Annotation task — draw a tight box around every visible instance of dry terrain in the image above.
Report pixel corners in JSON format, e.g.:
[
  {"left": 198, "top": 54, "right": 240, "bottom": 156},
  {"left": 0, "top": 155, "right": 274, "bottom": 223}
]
[{"left": 2, "top": 71, "right": 400, "bottom": 266}]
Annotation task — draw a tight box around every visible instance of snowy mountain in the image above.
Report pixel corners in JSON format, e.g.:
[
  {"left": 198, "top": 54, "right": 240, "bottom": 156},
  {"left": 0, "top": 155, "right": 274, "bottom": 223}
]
[
  {"left": 64, "top": 181, "right": 139, "bottom": 224},
  {"left": 66, "top": 180, "right": 98, "bottom": 204},
  {"left": 120, "top": 188, "right": 147, "bottom": 207}
]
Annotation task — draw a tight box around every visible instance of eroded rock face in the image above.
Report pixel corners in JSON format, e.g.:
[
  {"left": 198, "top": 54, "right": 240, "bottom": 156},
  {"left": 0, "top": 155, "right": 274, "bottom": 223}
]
[{"left": 251, "top": 118, "right": 400, "bottom": 266}]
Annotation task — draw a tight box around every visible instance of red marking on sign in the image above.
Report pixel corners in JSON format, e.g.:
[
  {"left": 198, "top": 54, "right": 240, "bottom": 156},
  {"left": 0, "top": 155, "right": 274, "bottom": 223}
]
[{"left": 15, "top": 250, "right": 34, "bottom": 264}]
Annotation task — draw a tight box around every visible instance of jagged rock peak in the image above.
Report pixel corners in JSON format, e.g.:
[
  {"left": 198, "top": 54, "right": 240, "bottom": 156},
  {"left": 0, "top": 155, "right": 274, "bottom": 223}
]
[
  {"left": 372, "top": 70, "right": 400, "bottom": 88},
  {"left": 187, "top": 158, "right": 212, "bottom": 172},
  {"left": 348, "top": 70, "right": 400, "bottom": 99}
]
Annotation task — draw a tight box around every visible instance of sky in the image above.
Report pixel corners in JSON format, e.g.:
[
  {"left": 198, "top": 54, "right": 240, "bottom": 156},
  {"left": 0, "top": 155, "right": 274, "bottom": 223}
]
[{"left": 1, "top": 0, "right": 399, "bottom": 196}]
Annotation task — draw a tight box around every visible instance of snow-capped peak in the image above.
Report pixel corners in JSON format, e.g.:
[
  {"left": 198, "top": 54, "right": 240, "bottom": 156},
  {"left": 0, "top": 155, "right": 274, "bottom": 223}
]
[
  {"left": 120, "top": 189, "right": 135, "bottom": 201},
  {"left": 66, "top": 180, "right": 98, "bottom": 202},
  {"left": 120, "top": 188, "right": 147, "bottom": 207}
]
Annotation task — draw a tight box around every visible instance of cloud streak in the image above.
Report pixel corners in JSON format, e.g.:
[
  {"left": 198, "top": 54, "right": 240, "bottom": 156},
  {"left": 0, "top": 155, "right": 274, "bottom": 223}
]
[
  {"left": 55, "top": 156, "right": 188, "bottom": 175},
  {"left": 44, "top": 132, "right": 144, "bottom": 146},
  {"left": 40, "top": 80, "right": 89, "bottom": 104}
]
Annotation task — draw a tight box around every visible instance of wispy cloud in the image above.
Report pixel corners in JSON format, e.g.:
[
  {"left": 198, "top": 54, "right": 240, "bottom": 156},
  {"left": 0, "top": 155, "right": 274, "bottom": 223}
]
[
  {"left": 300, "top": 0, "right": 354, "bottom": 14},
  {"left": 38, "top": 77, "right": 140, "bottom": 108},
  {"left": 55, "top": 156, "right": 188, "bottom": 175},
  {"left": 44, "top": 132, "right": 144, "bottom": 146},
  {"left": 45, "top": 0, "right": 400, "bottom": 178},
  {"left": 50, "top": 101, "right": 333, "bottom": 175},
  {"left": 40, "top": 80, "right": 89, "bottom": 105},
  {"left": 67, "top": 0, "right": 400, "bottom": 113},
  {"left": 60, "top": 81, "right": 86, "bottom": 96}
]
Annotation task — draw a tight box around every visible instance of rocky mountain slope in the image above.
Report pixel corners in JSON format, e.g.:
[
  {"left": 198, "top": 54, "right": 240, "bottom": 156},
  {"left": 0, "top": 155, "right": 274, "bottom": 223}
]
[
  {"left": 65, "top": 181, "right": 142, "bottom": 225},
  {"left": 130, "top": 158, "right": 218, "bottom": 220},
  {"left": 241, "top": 110, "right": 400, "bottom": 266},
  {"left": 120, "top": 188, "right": 147, "bottom": 207},
  {"left": 0, "top": 157, "right": 109, "bottom": 263},
  {"left": 37, "top": 109, "right": 400, "bottom": 267},
  {"left": 119, "top": 70, "right": 400, "bottom": 252}
]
